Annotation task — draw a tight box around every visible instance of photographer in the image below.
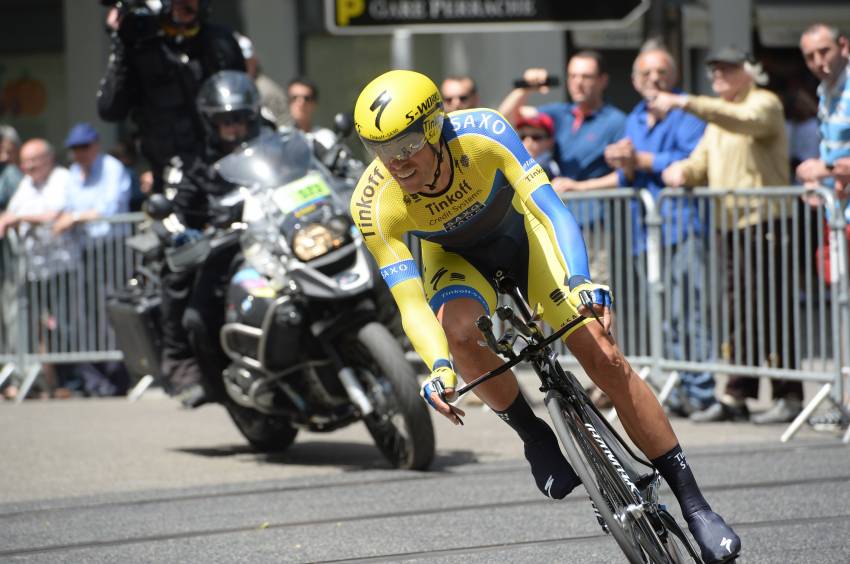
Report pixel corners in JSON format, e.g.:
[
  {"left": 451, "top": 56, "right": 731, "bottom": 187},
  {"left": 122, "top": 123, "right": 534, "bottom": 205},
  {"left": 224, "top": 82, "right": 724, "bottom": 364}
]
[{"left": 96, "top": 0, "right": 245, "bottom": 194}]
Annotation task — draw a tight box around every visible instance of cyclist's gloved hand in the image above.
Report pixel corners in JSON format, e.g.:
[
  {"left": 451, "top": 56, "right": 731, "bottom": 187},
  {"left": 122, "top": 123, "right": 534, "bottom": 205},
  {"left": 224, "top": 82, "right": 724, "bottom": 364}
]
[
  {"left": 566, "top": 275, "right": 613, "bottom": 334},
  {"left": 171, "top": 228, "right": 203, "bottom": 248},
  {"left": 420, "top": 365, "right": 465, "bottom": 426}
]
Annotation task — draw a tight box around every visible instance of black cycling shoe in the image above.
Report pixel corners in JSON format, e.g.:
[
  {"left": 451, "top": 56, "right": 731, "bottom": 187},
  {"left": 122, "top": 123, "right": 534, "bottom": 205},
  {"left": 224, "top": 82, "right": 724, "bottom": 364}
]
[
  {"left": 524, "top": 429, "right": 581, "bottom": 499},
  {"left": 687, "top": 509, "right": 741, "bottom": 563}
]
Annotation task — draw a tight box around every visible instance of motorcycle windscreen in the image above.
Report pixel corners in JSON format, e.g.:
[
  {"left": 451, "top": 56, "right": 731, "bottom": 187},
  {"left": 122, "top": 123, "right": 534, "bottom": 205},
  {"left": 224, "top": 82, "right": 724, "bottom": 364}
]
[{"left": 215, "top": 128, "right": 312, "bottom": 189}]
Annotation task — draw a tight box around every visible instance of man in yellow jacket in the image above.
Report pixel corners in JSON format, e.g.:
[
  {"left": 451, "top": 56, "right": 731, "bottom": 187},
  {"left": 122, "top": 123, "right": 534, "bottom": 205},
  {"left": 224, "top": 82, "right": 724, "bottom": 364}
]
[{"left": 650, "top": 46, "right": 802, "bottom": 425}]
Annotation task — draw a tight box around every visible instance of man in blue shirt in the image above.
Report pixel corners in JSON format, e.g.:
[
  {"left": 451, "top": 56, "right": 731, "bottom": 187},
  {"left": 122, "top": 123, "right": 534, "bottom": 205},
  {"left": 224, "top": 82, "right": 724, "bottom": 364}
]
[
  {"left": 52, "top": 122, "right": 132, "bottom": 397},
  {"left": 551, "top": 43, "right": 712, "bottom": 415},
  {"left": 498, "top": 50, "right": 626, "bottom": 226},
  {"left": 53, "top": 123, "right": 131, "bottom": 239}
]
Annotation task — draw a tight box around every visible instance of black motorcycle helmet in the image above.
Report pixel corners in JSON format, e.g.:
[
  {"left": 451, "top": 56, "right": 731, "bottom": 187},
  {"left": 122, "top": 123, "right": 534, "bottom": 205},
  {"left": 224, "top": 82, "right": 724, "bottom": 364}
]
[{"left": 197, "top": 70, "right": 261, "bottom": 152}]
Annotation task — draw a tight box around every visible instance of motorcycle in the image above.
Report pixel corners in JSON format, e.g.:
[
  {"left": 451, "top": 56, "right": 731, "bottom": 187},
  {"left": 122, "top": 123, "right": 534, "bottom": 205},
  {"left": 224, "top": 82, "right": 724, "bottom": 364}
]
[{"left": 109, "top": 127, "right": 435, "bottom": 470}]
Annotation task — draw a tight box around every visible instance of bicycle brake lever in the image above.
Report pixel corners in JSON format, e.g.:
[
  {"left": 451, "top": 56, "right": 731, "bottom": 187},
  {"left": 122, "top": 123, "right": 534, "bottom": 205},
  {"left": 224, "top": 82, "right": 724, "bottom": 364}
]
[{"left": 476, "top": 315, "right": 500, "bottom": 351}]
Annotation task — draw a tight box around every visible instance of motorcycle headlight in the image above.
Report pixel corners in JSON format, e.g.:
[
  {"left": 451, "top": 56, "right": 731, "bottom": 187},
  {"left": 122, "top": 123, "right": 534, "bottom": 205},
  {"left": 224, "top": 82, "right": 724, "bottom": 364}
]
[{"left": 292, "top": 223, "right": 347, "bottom": 262}]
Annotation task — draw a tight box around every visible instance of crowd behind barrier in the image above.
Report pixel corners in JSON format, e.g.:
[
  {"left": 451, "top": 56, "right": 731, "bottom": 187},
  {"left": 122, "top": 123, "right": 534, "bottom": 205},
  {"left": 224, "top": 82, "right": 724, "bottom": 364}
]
[
  {"left": 1, "top": 189, "right": 847, "bottom": 439},
  {"left": 0, "top": 214, "right": 144, "bottom": 400}
]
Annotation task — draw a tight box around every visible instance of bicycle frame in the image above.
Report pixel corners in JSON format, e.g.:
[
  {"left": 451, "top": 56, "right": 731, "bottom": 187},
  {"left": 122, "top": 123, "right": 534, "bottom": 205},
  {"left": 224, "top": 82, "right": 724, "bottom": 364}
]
[{"left": 455, "top": 271, "right": 701, "bottom": 563}]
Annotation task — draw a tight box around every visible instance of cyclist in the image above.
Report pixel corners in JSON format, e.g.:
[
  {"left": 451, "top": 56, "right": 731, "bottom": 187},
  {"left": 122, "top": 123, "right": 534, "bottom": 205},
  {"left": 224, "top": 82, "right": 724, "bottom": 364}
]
[{"left": 350, "top": 70, "right": 740, "bottom": 563}]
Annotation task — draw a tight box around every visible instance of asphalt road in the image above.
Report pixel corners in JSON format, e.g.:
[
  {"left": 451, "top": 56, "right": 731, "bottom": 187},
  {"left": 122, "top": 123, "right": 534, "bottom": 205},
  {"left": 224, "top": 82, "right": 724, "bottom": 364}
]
[{"left": 1, "top": 386, "right": 849, "bottom": 563}]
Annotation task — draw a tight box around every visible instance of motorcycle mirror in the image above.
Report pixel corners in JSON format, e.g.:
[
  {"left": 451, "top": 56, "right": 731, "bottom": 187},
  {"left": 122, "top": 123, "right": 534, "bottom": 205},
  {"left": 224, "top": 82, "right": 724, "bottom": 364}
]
[
  {"left": 332, "top": 112, "right": 354, "bottom": 138},
  {"left": 144, "top": 193, "right": 174, "bottom": 220}
]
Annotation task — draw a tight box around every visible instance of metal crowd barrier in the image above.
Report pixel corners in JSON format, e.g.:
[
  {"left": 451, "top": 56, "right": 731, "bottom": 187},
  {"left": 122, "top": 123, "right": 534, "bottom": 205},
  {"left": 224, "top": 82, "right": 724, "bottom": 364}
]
[
  {"left": 2, "top": 191, "right": 848, "bottom": 443},
  {"left": 0, "top": 213, "right": 145, "bottom": 402},
  {"left": 555, "top": 186, "right": 849, "bottom": 442}
]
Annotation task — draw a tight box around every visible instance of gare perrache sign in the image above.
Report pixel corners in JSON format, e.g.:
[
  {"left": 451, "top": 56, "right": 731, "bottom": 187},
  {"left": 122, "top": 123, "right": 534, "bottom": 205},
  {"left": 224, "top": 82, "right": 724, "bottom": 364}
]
[{"left": 325, "top": 0, "right": 648, "bottom": 34}]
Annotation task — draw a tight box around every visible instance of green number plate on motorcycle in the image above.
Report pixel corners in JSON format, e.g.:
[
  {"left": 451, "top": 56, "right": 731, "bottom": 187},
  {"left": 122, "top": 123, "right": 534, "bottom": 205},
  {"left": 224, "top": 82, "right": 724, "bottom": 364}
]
[{"left": 272, "top": 174, "right": 332, "bottom": 214}]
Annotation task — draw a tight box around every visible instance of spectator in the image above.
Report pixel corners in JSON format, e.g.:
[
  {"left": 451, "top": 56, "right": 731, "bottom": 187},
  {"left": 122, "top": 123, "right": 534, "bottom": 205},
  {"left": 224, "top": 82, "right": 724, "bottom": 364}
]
[
  {"left": 499, "top": 51, "right": 626, "bottom": 285},
  {"left": 440, "top": 76, "right": 481, "bottom": 112},
  {"left": 53, "top": 123, "right": 131, "bottom": 240},
  {"left": 0, "top": 139, "right": 69, "bottom": 239},
  {"left": 97, "top": 0, "right": 245, "bottom": 193},
  {"left": 235, "top": 32, "right": 289, "bottom": 128},
  {"left": 0, "top": 139, "right": 70, "bottom": 399},
  {"left": 0, "top": 125, "right": 23, "bottom": 211},
  {"left": 287, "top": 77, "right": 335, "bottom": 151},
  {"left": 515, "top": 113, "right": 560, "bottom": 180},
  {"left": 797, "top": 24, "right": 850, "bottom": 195},
  {"left": 551, "top": 42, "right": 712, "bottom": 416},
  {"left": 46, "top": 123, "right": 132, "bottom": 397},
  {"left": 798, "top": 23, "right": 850, "bottom": 431},
  {"left": 656, "top": 47, "right": 801, "bottom": 424},
  {"left": 498, "top": 51, "right": 626, "bottom": 195}
]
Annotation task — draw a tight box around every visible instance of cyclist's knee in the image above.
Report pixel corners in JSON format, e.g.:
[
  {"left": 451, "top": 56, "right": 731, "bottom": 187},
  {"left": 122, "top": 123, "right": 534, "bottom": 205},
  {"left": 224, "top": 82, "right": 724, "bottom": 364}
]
[
  {"left": 583, "top": 339, "right": 628, "bottom": 382},
  {"left": 442, "top": 320, "right": 480, "bottom": 353}
]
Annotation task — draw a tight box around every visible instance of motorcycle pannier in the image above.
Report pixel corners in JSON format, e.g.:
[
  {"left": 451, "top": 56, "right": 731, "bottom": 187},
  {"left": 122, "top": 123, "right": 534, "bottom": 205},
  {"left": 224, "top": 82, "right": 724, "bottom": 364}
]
[{"left": 106, "top": 287, "right": 164, "bottom": 381}]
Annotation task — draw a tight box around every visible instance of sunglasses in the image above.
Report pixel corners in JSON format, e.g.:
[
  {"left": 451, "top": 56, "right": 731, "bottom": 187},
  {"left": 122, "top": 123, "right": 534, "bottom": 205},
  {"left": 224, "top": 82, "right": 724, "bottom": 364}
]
[
  {"left": 444, "top": 94, "right": 471, "bottom": 103},
  {"left": 520, "top": 133, "right": 549, "bottom": 141},
  {"left": 364, "top": 131, "right": 428, "bottom": 163},
  {"left": 288, "top": 94, "right": 316, "bottom": 103}
]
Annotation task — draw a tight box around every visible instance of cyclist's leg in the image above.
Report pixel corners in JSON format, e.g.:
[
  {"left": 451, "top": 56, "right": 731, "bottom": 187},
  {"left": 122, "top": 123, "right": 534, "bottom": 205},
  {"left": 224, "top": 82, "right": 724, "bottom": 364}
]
[
  {"left": 524, "top": 213, "right": 676, "bottom": 456},
  {"left": 421, "top": 240, "right": 580, "bottom": 499},
  {"left": 420, "top": 240, "right": 515, "bottom": 409},
  {"left": 525, "top": 216, "right": 741, "bottom": 561}
]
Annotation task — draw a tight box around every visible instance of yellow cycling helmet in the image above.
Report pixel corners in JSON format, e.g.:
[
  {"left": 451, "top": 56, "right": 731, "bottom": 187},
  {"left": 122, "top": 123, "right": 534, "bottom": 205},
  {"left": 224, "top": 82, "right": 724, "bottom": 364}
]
[{"left": 354, "top": 70, "right": 445, "bottom": 162}]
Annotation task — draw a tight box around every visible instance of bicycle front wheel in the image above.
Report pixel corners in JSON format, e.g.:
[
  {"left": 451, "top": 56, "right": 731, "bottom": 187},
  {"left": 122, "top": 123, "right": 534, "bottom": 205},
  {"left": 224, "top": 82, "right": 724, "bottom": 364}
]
[{"left": 546, "top": 390, "right": 687, "bottom": 563}]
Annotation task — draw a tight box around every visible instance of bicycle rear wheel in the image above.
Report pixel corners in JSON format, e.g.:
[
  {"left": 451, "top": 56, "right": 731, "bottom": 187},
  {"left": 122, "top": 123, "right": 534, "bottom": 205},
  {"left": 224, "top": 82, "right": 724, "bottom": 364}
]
[{"left": 546, "top": 390, "right": 691, "bottom": 563}]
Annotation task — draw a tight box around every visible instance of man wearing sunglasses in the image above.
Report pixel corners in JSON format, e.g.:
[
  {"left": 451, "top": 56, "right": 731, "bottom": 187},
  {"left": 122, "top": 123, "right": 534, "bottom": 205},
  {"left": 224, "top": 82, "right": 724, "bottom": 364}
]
[
  {"left": 287, "top": 77, "right": 335, "bottom": 151},
  {"left": 350, "top": 70, "right": 740, "bottom": 564},
  {"left": 440, "top": 76, "right": 480, "bottom": 112}
]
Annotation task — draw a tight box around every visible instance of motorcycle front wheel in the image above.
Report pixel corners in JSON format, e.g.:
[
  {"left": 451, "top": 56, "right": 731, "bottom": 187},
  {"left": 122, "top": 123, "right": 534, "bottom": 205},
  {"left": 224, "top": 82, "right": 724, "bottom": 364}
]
[{"left": 351, "top": 322, "right": 435, "bottom": 470}]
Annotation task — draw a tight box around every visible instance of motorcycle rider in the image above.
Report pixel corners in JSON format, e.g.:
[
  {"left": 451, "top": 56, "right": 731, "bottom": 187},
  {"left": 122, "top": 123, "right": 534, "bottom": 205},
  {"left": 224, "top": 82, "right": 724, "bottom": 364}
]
[
  {"left": 161, "top": 70, "right": 403, "bottom": 407},
  {"left": 158, "top": 70, "right": 266, "bottom": 407},
  {"left": 97, "top": 0, "right": 245, "bottom": 194}
]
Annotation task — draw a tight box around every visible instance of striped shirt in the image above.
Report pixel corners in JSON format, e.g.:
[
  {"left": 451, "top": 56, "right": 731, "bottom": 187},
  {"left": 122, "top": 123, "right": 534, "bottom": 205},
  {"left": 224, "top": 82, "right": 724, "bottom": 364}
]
[{"left": 817, "top": 64, "right": 850, "bottom": 220}]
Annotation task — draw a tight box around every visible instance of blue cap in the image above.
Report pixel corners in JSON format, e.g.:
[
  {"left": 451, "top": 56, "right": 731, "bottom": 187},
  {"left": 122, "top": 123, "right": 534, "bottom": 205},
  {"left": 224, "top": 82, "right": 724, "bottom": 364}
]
[{"left": 64, "top": 122, "right": 99, "bottom": 148}]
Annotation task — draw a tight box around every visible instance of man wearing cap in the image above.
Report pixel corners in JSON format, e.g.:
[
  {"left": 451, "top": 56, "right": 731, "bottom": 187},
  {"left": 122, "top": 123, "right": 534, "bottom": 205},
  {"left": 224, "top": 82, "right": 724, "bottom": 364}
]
[
  {"left": 53, "top": 123, "right": 131, "bottom": 239},
  {"left": 653, "top": 47, "right": 801, "bottom": 424},
  {"left": 515, "top": 113, "right": 560, "bottom": 180},
  {"left": 44, "top": 124, "right": 133, "bottom": 397}
]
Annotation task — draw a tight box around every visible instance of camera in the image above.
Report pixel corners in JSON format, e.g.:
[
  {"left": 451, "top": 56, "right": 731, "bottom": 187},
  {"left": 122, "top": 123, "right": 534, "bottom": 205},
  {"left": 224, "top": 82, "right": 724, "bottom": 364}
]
[{"left": 100, "top": 0, "right": 163, "bottom": 44}]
